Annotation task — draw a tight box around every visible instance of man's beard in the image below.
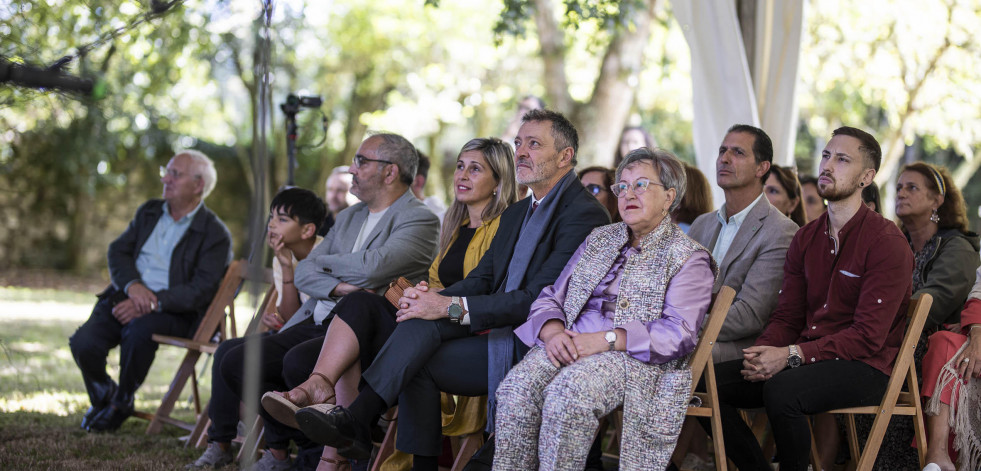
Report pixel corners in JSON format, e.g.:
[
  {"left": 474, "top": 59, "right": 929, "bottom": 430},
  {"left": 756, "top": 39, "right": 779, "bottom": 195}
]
[{"left": 818, "top": 173, "right": 861, "bottom": 202}]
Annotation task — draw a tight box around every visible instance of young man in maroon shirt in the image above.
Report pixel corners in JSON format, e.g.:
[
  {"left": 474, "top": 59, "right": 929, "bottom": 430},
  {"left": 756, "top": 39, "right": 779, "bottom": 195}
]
[{"left": 703, "top": 127, "right": 914, "bottom": 471}]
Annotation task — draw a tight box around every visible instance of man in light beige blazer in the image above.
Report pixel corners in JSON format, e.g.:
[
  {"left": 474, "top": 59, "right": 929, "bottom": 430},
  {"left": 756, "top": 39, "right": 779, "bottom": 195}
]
[{"left": 688, "top": 124, "right": 799, "bottom": 363}]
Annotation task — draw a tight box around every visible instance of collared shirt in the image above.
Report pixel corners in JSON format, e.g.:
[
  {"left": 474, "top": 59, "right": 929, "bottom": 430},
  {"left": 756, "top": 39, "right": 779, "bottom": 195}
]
[
  {"left": 755, "top": 204, "right": 913, "bottom": 375},
  {"left": 712, "top": 192, "right": 764, "bottom": 261},
  {"left": 132, "top": 201, "right": 203, "bottom": 292}
]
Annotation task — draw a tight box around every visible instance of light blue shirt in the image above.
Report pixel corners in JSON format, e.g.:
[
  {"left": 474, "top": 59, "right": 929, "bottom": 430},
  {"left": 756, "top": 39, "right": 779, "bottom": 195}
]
[
  {"left": 712, "top": 192, "right": 764, "bottom": 262},
  {"left": 131, "top": 201, "right": 203, "bottom": 293}
]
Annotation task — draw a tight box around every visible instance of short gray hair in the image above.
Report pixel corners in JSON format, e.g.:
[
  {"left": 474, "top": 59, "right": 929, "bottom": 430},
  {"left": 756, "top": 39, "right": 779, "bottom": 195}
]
[
  {"left": 176, "top": 149, "right": 217, "bottom": 199},
  {"left": 615, "top": 147, "right": 687, "bottom": 214},
  {"left": 370, "top": 132, "right": 418, "bottom": 186}
]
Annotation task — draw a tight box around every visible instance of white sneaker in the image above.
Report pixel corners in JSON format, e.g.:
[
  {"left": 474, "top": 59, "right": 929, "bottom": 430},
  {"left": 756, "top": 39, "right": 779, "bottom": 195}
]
[
  {"left": 186, "top": 442, "right": 234, "bottom": 469},
  {"left": 248, "top": 451, "right": 292, "bottom": 471},
  {"left": 922, "top": 464, "right": 943, "bottom": 471}
]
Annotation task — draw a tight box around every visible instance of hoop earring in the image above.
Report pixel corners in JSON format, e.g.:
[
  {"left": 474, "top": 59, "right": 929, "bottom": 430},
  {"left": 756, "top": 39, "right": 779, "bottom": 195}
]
[{"left": 930, "top": 208, "right": 940, "bottom": 224}]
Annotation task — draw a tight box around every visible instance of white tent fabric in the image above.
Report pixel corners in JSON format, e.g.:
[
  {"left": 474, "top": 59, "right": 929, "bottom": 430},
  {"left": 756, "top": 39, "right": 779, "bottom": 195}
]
[
  {"left": 753, "top": 1, "right": 804, "bottom": 167},
  {"left": 674, "top": 0, "right": 804, "bottom": 208}
]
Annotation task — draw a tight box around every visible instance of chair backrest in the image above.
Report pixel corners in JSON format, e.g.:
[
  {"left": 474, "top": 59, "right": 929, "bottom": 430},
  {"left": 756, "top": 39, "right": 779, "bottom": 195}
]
[
  {"left": 689, "top": 285, "right": 736, "bottom": 393},
  {"left": 880, "top": 294, "right": 933, "bottom": 399},
  {"left": 190, "top": 260, "right": 248, "bottom": 343}
]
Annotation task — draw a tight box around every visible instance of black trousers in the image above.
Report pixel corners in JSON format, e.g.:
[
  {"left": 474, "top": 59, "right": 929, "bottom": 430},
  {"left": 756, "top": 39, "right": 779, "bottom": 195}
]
[
  {"left": 706, "top": 358, "right": 889, "bottom": 471},
  {"left": 361, "top": 318, "right": 489, "bottom": 457},
  {"left": 217, "top": 319, "right": 327, "bottom": 450},
  {"left": 69, "top": 295, "right": 194, "bottom": 407}
]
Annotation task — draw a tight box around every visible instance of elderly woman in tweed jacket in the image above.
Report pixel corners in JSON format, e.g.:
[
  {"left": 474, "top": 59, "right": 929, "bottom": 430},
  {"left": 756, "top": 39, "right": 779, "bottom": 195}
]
[{"left": 494, "top": 147, "right": 717, "bottom": 470}]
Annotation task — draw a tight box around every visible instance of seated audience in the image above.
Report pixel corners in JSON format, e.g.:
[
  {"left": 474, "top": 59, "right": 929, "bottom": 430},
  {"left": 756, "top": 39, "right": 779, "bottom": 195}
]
[
  {"left": 319, "top": 167, "right": 356, "bottom": 237},
  {"left": 689, "top": 125, "right": 798, "bottom": 364},
  {"left": 799, "top": 174, "right": 826, "bottom": 223},
  {"left": 70, "top": 150, "right": 232, "bottom": 433},
  {"left": 578, "top": 166, "right": 620, "bottom": 222},
  {"left": 494, "top": 147, "right": 714, "bottom": 469},
  {"left": 844, "top": 162, "right": 981, "bottom": 469},
  {"left": 672, "top": 163, "right": 714, "bottom": 233},
  {"left": 703, "top": 127, "right": 913, "bottom": 471},
  {"left": 613, "top": 126, "right": 655, "bottom": 168},
  {"left": 260, "top": 138, "right": 518, "bottom": 470},
  {"left": 765, "top": 164, "right": 807, "bottom": 226},
  {"left": 676, "top": 125, "right": 797, "bottom": 470},
  {"left": 186, "top": 187, "right": 325, "bottom": 469},
  {"left": 897, "top": 162, "right": 980, "bottom": 332},
  {"left": 921, "top": 265, "right": 981, "bottom": 471},
  {"left": 292, "top": 110, "right": 610, "bottom": 471},
  {"left": 862, "top": 180, "right": 882, "bottom": 213},
  {"left": 208, "top": 133, "right": 440, "bottom": 471}
]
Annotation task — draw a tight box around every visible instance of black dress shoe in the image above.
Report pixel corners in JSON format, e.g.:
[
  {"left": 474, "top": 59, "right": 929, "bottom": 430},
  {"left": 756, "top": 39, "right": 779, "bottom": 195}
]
[
  {"left": 86, "top": 402, "right": 133, "bottom": 433},
  {"left": 81, "top": 405, "right": 106, "bottom": 430},
  {"left": 295, "top": 405, "right": 371, "bottom": 460}
]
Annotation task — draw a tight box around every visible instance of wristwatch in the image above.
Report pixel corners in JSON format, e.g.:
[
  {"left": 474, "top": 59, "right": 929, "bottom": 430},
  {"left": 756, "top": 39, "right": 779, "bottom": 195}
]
[
  {"left": 787, "top": 344, "right": 803, "bottom": 368},
  {"left": 605, "top": 330, "right": 617, "bottom": 351},
  {"left": 447, "top": 296, "right": 466, "bottom": 324}
]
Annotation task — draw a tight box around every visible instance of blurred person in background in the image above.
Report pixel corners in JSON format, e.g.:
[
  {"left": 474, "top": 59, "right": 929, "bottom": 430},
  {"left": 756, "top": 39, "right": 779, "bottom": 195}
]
[
  {"left": 578, "top": 166, "right": 620, "bottom": 223},
  {"left": 764, "top": 164, "right": 807, "bottom": 227}
]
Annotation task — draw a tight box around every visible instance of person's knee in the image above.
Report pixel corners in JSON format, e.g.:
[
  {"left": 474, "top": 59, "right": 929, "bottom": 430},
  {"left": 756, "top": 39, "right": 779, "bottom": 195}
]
[
  {"left": 762, "top": 376, "right": 800, "bottom": 418},
  {"left": 281, "top": 347, "right": 313, "bottom": 387},
  {"left": 218, "top": 343, "right": 246, "bottom": 389},
  {"left": 927, "top": 330, "right": 963, "bottom": 355}
]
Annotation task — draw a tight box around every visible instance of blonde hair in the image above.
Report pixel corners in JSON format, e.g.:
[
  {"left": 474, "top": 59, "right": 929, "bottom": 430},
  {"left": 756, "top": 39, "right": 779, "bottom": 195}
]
[{"left": 438, "top": 138, "right": 518, "bottom": 254}]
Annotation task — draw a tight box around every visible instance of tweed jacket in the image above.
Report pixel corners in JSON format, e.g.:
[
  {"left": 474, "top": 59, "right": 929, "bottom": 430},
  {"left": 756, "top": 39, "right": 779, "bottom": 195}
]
[
  {"left": 688, "top": 195, "right": 798, "bottom": 362},
  {"left": 286, "top": 189, "right": 440, "bottom": 330},
  {"left": 561, "top": 220, "right": 716, "bottom": 443},
  {"left": 103, "top": 199, "right": 233, "bottom": 319}
]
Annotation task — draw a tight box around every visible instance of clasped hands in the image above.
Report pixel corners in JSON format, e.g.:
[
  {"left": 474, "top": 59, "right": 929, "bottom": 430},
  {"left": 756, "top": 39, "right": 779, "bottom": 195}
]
[
  {"left": 395, "top": 281, "right": 450, "bottom": 322},
  {"left": 741, "top": 345, "right": 790, "bottom": 382},
  {"left": 113, "top": 282, "right": 157, "bottom": 325},
  {"left": 540, "top": 319, "right": 610, "bottom": 368}
]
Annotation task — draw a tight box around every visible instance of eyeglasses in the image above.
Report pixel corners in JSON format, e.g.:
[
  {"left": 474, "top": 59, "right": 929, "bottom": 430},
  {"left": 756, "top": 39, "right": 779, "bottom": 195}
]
[
  {"left": 584, "top": 184, "right": 606, "bottom": 196},
  {"left": 353, "top": 155, "right": 393, "bottom": 168},
  {"left": 611, "top": 178, "right": 665, "bottom": 198},
  {"left": 160, "top": 166, "right": 194, "bottom": 179}
]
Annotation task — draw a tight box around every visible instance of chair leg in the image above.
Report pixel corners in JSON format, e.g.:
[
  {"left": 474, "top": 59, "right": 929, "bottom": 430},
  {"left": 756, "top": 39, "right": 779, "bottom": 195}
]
[
  {"left": 187, "top": 402, "right": 211, "bottom": 448},
  {"left": 907, "top": 368, "right": 928, "bottom": 468},
  {"left": 147, "top": 350, "right": 201, "bottom": 434},
  {"left": 704, "top": 364, "right": 727, "bottom": 471},
  {"left": 450, "top": 432, "right": 484, "bottom": 471},
  {"left": 370, "top": 414, "right": 398, "bottom": 471}
]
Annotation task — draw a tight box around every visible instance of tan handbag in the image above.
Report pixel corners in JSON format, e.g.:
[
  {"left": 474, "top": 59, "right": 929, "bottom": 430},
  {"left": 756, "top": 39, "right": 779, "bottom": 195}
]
[{"left": 384, "top": 276, "right": 413, "bottom": 307}]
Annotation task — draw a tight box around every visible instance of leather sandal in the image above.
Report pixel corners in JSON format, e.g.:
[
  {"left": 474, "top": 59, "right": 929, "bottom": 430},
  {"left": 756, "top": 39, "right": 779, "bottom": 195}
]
[
  {"left": 262, "top": 372, "right": 336, "bottom": 429},
  {"left": 320, "top": 456, "right": 351, "bottom": 471}
]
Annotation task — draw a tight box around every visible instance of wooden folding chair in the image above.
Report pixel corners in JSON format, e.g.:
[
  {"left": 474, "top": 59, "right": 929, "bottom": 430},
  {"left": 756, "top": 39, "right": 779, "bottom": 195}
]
[
  {"left": 138, "top": 260, "right": 273, "bottom": 435},
  {"left": 808, "top": 293, "right": 933, "bottom": 471},
  {"left": 186, "top": 284, "right": 279, "bottom": 451},
  {"left": 683, "top": 285, "right": 736, "bottom": 471}
]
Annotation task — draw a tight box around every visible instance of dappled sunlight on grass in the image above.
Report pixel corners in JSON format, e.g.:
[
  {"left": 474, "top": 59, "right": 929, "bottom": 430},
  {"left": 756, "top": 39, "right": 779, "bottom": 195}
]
[
  {"left": 0, "top": 286, "right": 262, "bottom": 467},
  {"left": 0, "top": 390, "right": 87, "bottom": 416}
]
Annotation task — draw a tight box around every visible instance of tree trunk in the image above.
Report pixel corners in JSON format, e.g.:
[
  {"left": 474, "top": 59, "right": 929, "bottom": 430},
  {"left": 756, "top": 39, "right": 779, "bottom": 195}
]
[
  {"left": 532, "top": 0, "right": 573, "bottom": 115},
  {"left": 572, "top": 0, "right": 660, "bottom": 167}
]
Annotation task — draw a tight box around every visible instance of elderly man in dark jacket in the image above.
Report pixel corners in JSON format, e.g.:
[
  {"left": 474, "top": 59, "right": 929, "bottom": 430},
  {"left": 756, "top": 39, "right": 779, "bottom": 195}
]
[{"left": 70, "top": 150, "right": 232, "bottom": 433}]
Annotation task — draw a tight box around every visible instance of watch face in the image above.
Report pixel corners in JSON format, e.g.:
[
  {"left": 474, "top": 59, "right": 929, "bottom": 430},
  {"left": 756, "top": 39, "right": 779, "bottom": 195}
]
[
  {"left": 788, "top": 355, "right": 802, "bottom": 368},
  {"left": 448, "top": 304, "right": 464, "bottom": 319},
  {"left": 605, "top": 331, "right": 616, "bottom": 343}
]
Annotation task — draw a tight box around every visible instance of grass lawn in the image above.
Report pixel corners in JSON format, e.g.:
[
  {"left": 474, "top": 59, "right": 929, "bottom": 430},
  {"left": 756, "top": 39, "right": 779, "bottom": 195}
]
[{"left": 0, "top": 285, "right": 262, "bottom": 470}]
